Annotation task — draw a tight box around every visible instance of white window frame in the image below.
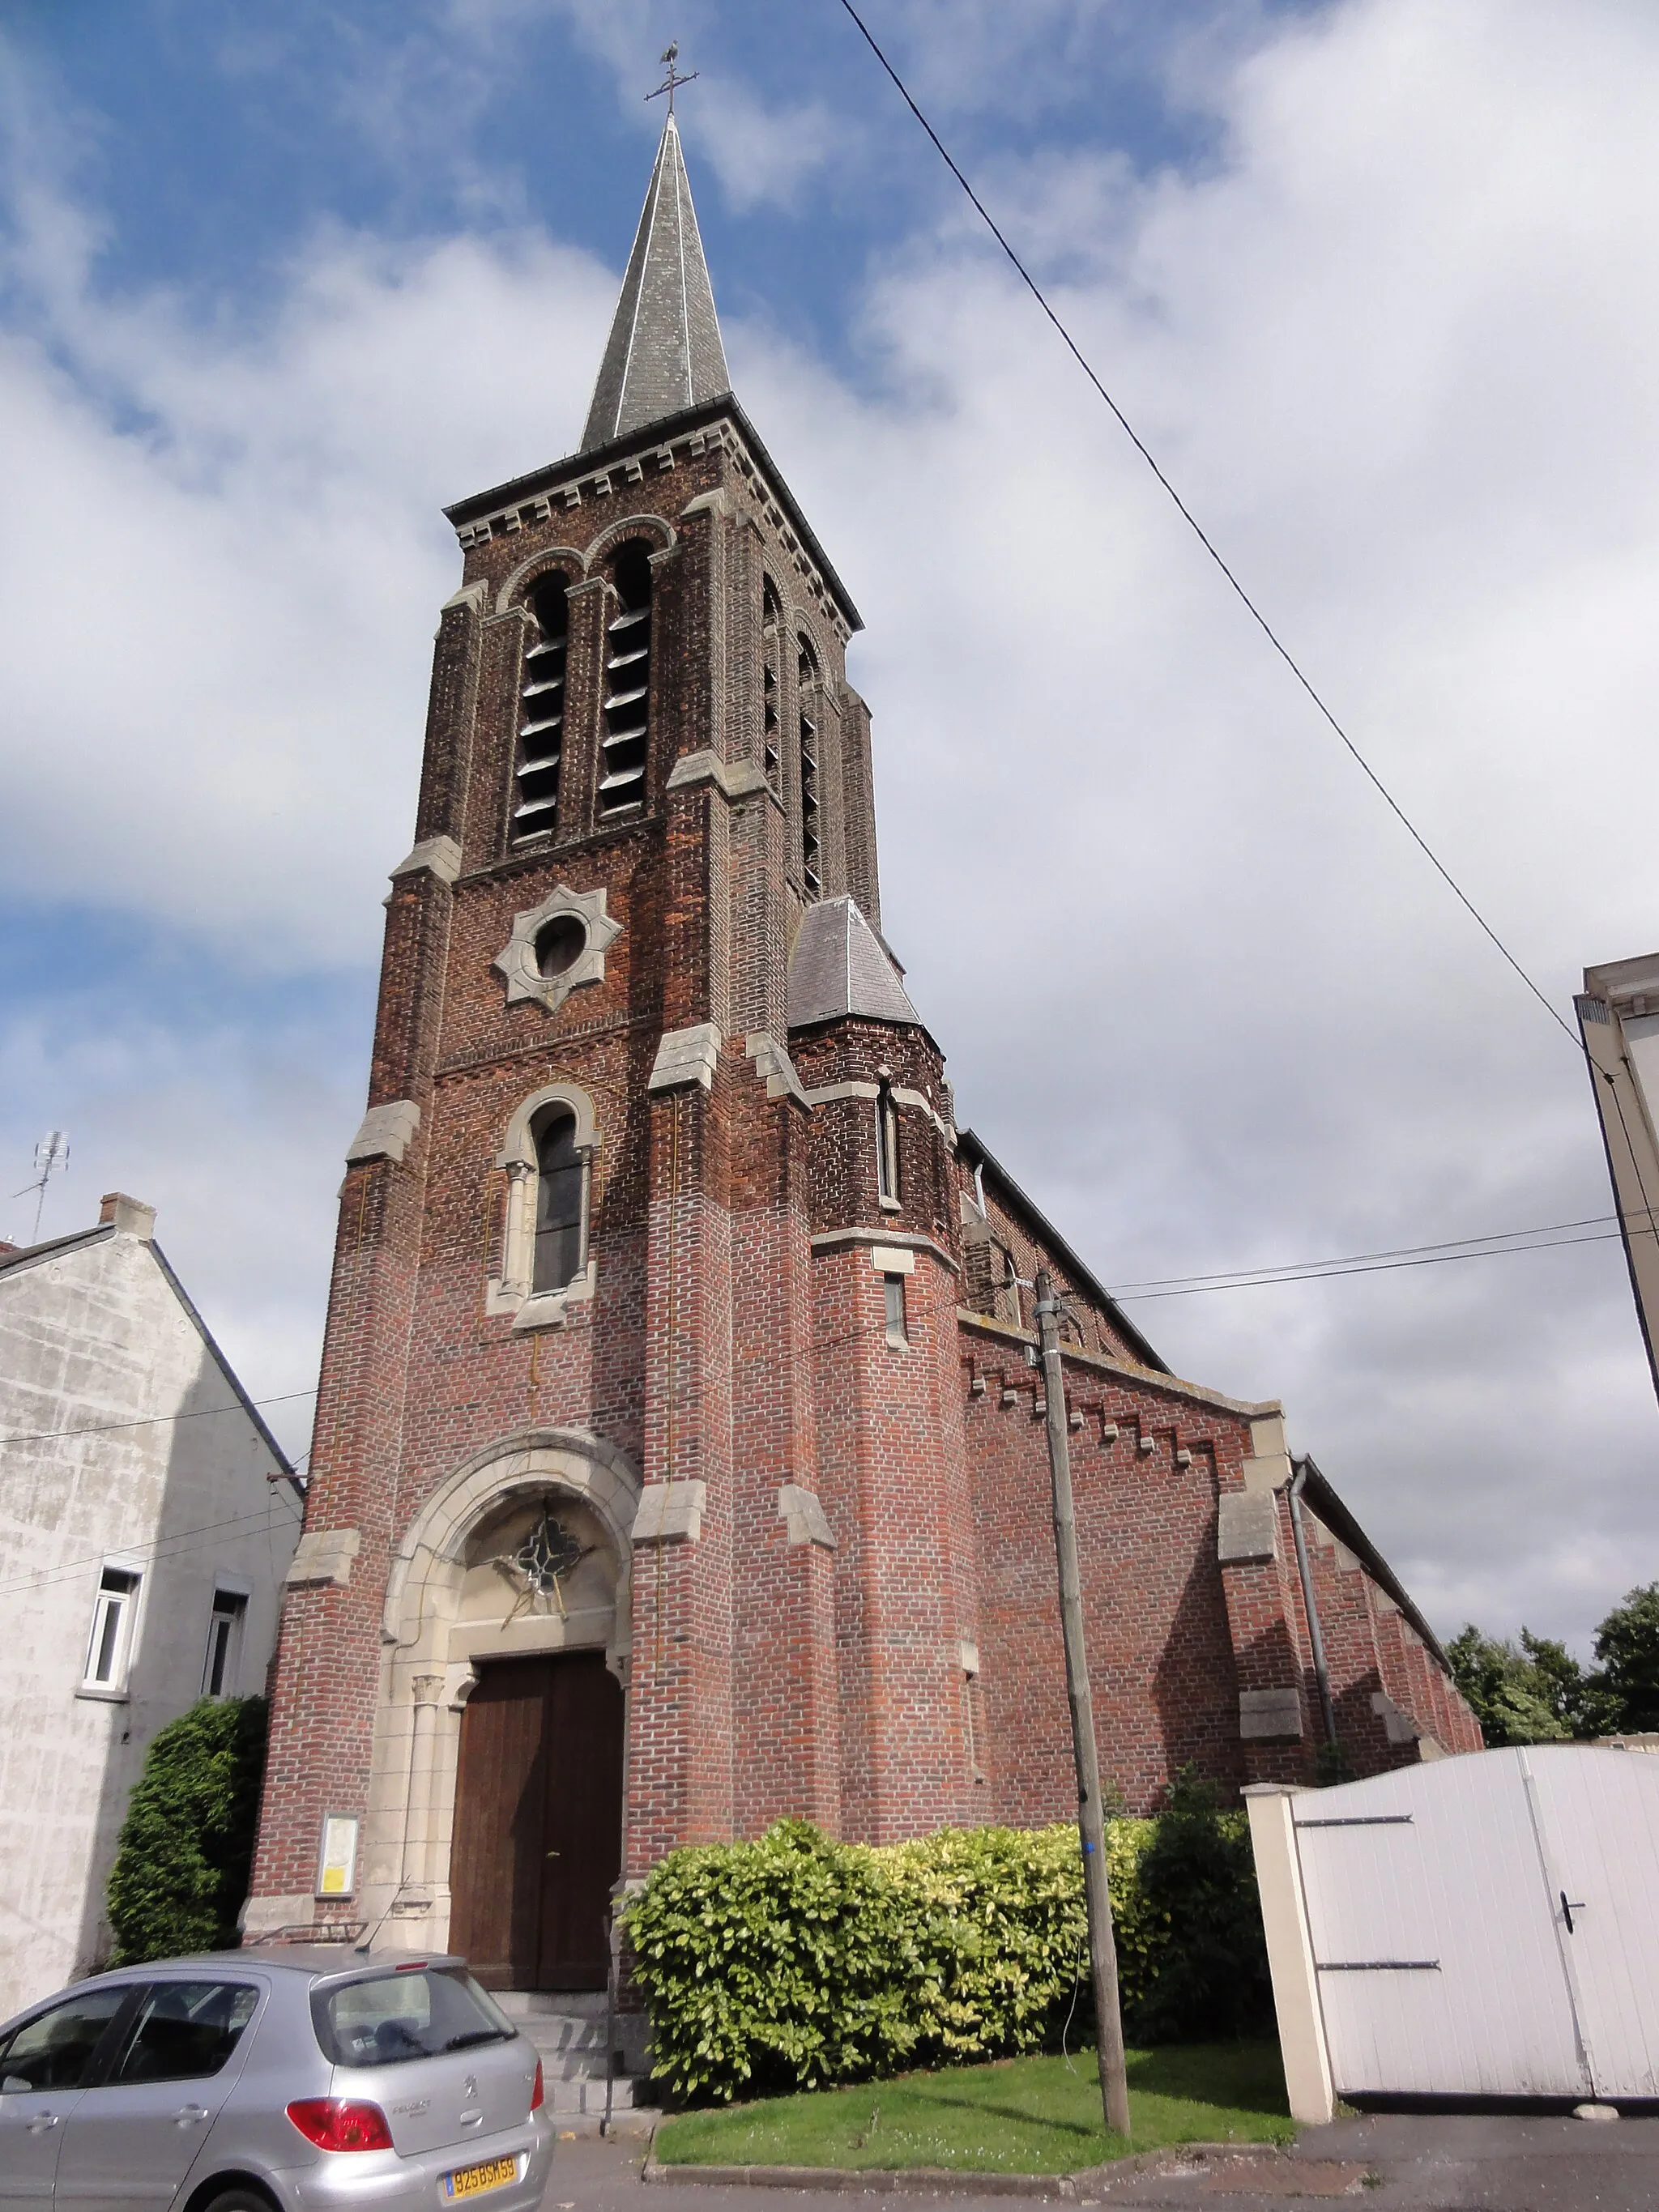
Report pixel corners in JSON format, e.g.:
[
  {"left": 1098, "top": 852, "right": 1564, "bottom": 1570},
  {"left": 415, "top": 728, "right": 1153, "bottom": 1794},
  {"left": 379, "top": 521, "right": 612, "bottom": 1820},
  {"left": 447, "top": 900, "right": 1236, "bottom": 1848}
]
[
  {"left": 202, "top": 1582, "right": 250, "bottom": 1699},
  {"left": 81, "top": 1562, "right": 144, "bottom": 1698}
]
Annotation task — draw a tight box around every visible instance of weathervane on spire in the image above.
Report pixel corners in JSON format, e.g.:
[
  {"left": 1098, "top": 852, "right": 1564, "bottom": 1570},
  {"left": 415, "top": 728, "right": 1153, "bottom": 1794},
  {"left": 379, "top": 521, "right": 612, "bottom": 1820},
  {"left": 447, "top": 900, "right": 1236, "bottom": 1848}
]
[{"left": 647, "top": 40, "right": 698, "bottom": 115}]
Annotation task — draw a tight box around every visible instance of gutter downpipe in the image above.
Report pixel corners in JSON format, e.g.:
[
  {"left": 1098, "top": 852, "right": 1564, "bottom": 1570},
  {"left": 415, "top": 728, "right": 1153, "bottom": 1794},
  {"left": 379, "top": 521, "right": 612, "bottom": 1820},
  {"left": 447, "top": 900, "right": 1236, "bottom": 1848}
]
[{"left": 1288, "top": 1458, "right": 1338, "bottom": 1751}]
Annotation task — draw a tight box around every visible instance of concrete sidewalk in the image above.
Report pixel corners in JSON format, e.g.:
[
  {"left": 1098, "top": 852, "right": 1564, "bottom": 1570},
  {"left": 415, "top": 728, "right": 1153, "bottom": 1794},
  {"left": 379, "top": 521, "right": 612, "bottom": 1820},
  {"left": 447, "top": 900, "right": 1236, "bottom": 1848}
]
[{"left": 541, "top": 2111, "right": 1659, "bottom": 2210}]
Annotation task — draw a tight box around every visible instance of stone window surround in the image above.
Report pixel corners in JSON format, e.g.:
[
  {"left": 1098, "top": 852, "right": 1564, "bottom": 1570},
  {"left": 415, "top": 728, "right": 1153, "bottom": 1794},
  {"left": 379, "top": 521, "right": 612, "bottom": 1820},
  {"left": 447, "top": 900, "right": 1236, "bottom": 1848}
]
[
  {"left": 491, "top": 882, "right": 622, "bottom": 1018},
  {"left": 488, "top": 1080, "right": 600, "bottom": 1330}
]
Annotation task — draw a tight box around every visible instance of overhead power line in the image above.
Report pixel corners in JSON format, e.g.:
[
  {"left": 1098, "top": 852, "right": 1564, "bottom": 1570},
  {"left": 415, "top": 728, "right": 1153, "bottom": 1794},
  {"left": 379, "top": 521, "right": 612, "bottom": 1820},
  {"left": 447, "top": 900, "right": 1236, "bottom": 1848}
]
[
  {"left": 0, "top": 1387, "right": 317, "bottom": 1450},
  {"left": 834, "top": 0, "right": 1577, "bottom": 1048},
  {"left": 1110, "top": 1213, "right": 1618, "bottom": 1292},
  {"left": 1115, "top": 1227, "right": 1623, "bottom": 1302},
  {"left": 0, "top": 1496, "right": 304, "bottom": 1603}
]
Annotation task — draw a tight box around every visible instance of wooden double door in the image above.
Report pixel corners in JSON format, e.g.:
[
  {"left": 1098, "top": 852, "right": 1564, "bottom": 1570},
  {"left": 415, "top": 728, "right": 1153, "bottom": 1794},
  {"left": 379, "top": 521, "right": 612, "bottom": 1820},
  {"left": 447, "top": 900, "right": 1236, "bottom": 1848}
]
[{"left": 448, "top": 1651, "right": 624, "bottom": 1990}]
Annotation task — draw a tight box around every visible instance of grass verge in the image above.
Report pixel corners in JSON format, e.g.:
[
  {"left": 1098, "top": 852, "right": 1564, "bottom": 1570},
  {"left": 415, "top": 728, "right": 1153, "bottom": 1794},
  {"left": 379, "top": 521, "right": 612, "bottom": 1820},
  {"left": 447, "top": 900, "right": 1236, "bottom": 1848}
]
[{"left": 652, "top": 2042, "right": 1295, "bottom": 2174}]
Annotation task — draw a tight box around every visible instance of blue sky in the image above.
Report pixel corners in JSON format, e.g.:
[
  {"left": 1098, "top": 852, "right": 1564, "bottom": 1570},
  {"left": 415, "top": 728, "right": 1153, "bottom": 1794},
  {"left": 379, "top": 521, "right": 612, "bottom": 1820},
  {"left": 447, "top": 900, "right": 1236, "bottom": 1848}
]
[{"left": 5, "top": 0, "right": 1659, "bottom": 1650}]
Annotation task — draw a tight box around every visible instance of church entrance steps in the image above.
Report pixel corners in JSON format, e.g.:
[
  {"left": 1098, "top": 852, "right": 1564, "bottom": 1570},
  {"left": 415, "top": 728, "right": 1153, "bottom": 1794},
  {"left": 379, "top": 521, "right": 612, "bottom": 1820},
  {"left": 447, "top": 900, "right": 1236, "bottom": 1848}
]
[{"left": 498, "top": 1989, "right": 650, "bottom": 2114}]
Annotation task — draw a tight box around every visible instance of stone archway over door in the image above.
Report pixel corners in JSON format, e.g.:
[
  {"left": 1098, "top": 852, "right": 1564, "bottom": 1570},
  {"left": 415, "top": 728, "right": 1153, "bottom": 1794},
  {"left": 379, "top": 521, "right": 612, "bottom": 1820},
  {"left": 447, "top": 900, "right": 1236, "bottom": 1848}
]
[{"left": 449, "top": 1650, "right": 624, "bottom": 1991}]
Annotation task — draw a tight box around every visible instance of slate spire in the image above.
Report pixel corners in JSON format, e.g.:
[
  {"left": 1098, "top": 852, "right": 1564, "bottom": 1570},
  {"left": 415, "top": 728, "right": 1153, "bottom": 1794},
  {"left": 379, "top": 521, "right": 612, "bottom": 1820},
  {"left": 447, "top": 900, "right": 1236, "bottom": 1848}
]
[{"left": 580, "top": 113, "right": 731, "bottom": 453}]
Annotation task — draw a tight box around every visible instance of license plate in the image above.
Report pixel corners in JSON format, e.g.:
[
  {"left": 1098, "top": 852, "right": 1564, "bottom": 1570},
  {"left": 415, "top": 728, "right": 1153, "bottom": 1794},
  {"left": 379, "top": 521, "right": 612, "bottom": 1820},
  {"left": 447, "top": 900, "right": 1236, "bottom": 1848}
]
[{"left": 443, "top": 2154, "right": 518, "bottom": 2198}]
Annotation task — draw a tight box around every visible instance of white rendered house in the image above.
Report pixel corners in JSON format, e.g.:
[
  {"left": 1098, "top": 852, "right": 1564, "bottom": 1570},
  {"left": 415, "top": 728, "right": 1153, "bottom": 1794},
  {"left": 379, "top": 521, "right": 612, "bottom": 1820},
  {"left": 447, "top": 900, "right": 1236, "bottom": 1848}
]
[{"left": 0, "top": 1193, "right": 302, "bottom": 2018}]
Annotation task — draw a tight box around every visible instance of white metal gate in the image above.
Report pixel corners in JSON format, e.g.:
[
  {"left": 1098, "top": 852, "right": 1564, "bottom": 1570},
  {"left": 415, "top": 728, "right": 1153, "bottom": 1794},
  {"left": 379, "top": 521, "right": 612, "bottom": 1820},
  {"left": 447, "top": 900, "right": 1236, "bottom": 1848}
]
[{"left": 1287, "top": 1746, "right": 1659, "bottom": 2101}]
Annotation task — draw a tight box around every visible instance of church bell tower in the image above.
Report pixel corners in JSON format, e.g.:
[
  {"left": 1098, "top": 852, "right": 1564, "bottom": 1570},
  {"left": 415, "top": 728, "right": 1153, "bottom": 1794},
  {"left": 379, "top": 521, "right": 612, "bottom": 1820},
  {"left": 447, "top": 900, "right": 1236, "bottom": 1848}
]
[{"left": 245, "top": 106, "right": 983, "bottom": 1980}]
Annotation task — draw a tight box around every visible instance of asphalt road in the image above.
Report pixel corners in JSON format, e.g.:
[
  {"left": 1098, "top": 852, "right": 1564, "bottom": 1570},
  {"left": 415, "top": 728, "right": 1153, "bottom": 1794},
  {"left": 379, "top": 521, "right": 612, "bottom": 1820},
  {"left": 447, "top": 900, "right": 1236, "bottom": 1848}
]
[{"left": 539, "top": 2112, "right": 1659, "bottom": 2210}]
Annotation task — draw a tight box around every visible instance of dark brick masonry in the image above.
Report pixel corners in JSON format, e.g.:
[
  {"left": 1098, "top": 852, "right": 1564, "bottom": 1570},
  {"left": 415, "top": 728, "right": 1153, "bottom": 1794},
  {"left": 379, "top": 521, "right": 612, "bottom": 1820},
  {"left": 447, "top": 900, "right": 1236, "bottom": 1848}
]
[{"left": 247, "top": 219, "right": 1476, "bottom": 1946}]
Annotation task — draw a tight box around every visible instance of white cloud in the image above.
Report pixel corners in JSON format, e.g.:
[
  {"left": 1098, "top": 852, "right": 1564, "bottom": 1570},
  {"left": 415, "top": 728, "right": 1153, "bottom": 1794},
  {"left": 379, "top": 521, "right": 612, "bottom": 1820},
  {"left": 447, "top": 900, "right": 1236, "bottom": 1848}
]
[
  {"left": 0, "top": 189, "right": 616, "bottom": 963},
  {"left": 5, "top": 0, "right": 1658, "bottom": 1650}
]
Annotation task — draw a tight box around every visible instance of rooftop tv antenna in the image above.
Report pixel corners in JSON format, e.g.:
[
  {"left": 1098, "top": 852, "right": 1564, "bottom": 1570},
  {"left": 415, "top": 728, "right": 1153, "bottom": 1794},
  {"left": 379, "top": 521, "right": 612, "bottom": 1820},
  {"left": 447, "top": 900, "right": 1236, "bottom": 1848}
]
[{"left": 29, "top": 1130, "right": 69, "bottom": 1242}]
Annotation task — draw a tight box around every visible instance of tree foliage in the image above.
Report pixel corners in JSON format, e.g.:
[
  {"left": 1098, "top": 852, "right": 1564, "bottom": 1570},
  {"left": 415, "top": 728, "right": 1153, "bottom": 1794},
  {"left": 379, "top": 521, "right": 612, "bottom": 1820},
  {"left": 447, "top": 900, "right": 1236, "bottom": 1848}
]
[
  {"left": 107, "top": 1696, "right": 269, "bottom": 1964},
  {"left": 1448, "top": 1584, "right": 1659, "bottom": 1745},
  {"left": 1595, "top": 1583, "right": 1659, "bottom": 1731},
  {"left": 623, "top": 1801, "right": 1270, "bottom": 2105}
]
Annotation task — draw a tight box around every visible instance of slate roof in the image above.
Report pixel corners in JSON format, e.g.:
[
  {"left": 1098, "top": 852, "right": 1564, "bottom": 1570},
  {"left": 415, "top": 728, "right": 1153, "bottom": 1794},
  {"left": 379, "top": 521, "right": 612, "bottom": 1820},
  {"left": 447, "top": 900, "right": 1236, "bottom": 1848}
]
[
  {"left": 580, "top": 114, "right": 731, "bottom": 453},
  {"left": 787, "top": 897, "right": 922, "bottom": 1031}
]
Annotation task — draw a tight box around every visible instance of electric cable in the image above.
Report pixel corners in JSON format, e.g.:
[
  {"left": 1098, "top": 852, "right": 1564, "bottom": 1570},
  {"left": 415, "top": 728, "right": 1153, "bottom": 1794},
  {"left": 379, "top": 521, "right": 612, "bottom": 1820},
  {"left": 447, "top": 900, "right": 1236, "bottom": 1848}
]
[
  {"left": 834, "top": 0, "right": 1577, "bottom": 1046},
  {"left": 1115, "top": 1228, "right": 1623, "bottom": 1301},
  {"left": 1109, "top": 1213, "right": 1618, "bottom": 1292},
  {"left": 0, "top": 1387, "right": 316, "bottom": 1450},
  {"left": 0, "top": 1496, "right": 305, "bottom": 1601}
]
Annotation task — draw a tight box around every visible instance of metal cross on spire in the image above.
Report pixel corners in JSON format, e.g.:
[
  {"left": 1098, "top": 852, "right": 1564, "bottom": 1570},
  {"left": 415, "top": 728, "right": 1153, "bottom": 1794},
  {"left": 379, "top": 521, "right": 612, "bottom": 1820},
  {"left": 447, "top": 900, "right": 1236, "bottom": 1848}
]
[{"left": 646, "top": 40, "right": 698, "bottom": 115}]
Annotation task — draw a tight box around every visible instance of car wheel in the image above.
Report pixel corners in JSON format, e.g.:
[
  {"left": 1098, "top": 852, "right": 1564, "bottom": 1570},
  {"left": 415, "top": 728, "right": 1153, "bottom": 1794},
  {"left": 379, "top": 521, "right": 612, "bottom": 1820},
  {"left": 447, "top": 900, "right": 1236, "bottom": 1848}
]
[{"left": 198, "top": 2189, "right": 279, "bottom": 2212}]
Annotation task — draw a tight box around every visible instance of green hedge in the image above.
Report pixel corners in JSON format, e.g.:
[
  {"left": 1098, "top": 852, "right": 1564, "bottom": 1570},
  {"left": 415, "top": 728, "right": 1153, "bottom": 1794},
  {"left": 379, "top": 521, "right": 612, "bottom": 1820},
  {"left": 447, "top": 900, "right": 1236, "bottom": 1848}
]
[
  {"left": 107, "top": 1696, "right": 268, "bottom": 1964},
  {"left": 624, "top": 1782, "right": 1271, "bottom": 2103}
]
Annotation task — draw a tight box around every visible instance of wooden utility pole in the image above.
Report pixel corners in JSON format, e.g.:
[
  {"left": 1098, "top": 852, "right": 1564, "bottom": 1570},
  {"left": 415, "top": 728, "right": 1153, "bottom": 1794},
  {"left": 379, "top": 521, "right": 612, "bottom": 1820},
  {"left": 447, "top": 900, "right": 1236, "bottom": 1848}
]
[{"left": 1034, "top": 1267, "right": 1132, "bottom": 2141}]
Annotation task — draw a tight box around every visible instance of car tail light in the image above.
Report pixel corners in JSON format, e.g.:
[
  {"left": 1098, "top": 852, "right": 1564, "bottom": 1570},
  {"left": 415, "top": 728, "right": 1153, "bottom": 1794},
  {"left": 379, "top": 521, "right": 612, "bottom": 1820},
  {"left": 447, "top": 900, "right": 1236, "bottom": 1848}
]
[
  {"left": 531, "top": 2058, "right": 544, "bottom": 2112},
  {"left": 286, "top": 2098, "right": 394, "bottom": 2152}
]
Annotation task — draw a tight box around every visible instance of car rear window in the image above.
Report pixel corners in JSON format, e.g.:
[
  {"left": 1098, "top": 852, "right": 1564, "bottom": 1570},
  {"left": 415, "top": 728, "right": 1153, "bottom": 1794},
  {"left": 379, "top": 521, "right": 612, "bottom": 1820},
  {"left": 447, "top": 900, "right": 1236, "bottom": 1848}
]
[{"left": 313, "top": 1967, "right": 516, "bottom": 2069}]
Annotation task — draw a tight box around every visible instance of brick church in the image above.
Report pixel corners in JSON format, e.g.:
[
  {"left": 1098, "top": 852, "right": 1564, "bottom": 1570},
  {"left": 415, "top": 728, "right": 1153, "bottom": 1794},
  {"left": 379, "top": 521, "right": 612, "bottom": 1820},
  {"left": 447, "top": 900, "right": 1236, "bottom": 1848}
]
[{"left": 246, "top": 113, "right": 1478, "bottom": 1988}]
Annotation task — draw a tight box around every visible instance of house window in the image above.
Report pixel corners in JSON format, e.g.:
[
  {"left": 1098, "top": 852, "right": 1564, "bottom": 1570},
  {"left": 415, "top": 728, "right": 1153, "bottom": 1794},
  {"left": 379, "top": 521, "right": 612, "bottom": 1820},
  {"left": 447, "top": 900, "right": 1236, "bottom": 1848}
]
[
  {"left": 797, "top": 632, "right": 821, "bottom": 895},
  {"left": 513, "top": 572, "right": 569, "bottom": 842},
  {"left": 761, "top": 580, "right": 783, "bottom": 786},
  {"left": 885, "top": 1273, "right": 908, "bottom": 1348},
  {"left": 876, "top": 1084, "right": 900, "bottom": 1208},
  {"left": 202, "top": 1589, "right": 248, "bottom": 1698},
  {"left": 533, "top": 1110, "right": 586, "bottom": 1294},
  {"left": 83, "top": 1566, "right": 141, "bottom": 1692},
  {"left": 599, "top": 542, "right": 652, "bottom": 814}
]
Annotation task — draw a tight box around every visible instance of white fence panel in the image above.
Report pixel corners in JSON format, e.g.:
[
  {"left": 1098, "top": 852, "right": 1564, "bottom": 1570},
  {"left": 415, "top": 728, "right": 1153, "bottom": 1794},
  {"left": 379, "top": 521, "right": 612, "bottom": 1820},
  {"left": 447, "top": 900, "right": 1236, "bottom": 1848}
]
[
  {"left": 1293, "top": 1753, "right": 1588, "bottom": 2099},
  {"left": 1525, "top": 1745, "right": 1659, "bottom": 2098}
]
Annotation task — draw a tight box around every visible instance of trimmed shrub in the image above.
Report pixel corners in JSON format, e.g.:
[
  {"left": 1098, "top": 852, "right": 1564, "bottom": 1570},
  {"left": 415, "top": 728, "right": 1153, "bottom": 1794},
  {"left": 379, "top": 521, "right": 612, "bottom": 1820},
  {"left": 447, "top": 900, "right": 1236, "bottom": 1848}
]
[
  {"left": 624, "top": 1801, "right": 1269, "bottom": 2104},
  {"left": 616, "top": 1820, "right": 919, "bottom": 2099},
  {"left": 107, "top": 1696, "right": 268, "bottom": 1963},
  {"left": 1120, "top": 1775, "right": 1273, "bottom": 2044}
]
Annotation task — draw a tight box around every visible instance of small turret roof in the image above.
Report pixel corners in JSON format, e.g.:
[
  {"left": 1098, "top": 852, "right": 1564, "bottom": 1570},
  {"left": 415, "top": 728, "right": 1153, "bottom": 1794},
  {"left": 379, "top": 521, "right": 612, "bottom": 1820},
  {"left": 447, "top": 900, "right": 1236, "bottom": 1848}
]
[
  {"left": 581, "top": 114, "right": 731, "bottom": 453},
  {"left": 788, "top": 897, "right": 921, "bottom": 1031}
]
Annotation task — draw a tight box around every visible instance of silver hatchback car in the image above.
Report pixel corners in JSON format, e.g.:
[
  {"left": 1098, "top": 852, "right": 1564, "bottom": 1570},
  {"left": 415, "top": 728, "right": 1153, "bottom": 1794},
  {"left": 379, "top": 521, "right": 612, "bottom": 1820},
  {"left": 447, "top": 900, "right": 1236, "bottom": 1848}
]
[{"left": 0, "top": 1947, "right": 554, "bottom": 2209}]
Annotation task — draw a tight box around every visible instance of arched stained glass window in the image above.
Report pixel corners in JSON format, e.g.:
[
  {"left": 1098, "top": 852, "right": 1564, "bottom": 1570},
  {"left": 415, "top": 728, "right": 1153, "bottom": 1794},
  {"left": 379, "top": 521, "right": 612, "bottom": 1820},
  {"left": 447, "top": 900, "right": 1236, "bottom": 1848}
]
[{"left": 533, "top": 1110, "right": 585, "bottom": 1294}]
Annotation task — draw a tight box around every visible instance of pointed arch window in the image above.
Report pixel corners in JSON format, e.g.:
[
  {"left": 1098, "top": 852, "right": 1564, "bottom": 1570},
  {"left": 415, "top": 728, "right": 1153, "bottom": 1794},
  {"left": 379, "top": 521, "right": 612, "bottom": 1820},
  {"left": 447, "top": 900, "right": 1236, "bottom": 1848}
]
[
  {"left": 533, "top": 1110, "right": 586, "bottom": 1294},
  {"left": 600, "top": 542, "right": 652, "bottom": 814},
  {"left": 761, "top": 580, "right": 783, "bottom": 788},
  {"left": 514, "top": 573, "right": 569, "bottom": 842},
  {"left": 797, "top": 631, "right": 821, "bottom": 896}
]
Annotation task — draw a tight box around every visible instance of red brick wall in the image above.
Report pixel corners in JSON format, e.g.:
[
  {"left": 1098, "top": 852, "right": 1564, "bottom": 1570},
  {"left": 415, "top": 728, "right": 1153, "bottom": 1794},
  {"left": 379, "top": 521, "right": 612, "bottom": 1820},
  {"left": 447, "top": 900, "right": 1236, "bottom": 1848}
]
[{"left": 249, "top": 397, "right": 1477, "bottom": 1940}]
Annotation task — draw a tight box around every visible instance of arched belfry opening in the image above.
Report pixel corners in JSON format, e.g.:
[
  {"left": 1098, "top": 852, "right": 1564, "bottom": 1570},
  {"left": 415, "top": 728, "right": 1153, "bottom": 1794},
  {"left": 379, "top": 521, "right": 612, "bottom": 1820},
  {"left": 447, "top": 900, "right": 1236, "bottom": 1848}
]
[
  {"left": 514, "top": 570, "right": 570, "bottom": 842},
  {"left": 599, "top": 540, "right": 653, "bottom": 814}
]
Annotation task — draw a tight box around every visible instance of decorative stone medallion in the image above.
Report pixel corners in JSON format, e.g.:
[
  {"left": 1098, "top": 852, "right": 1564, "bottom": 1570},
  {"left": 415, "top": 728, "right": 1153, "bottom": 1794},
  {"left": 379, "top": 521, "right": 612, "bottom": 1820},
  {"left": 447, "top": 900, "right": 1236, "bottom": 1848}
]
[{"left": 493, "top": 883, "right": 621, "bottom": 1014}]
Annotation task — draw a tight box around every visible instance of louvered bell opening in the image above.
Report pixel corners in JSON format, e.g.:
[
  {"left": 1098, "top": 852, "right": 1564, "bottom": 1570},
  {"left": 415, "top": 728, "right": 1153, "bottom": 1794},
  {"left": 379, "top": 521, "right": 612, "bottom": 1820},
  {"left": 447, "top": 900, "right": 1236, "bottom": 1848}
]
[
  {"left": 800, "top": 711, "right": 821, "bottom": 894},
  {"left": 763, "top": 669, "right": 780, "bottom": 779},
  {"left": 514, "top": 577, "right": 569, "bottom": 842},
  {"left": 600, "top": 547, "right": 652, "bottom": 816},
  {"left": 762, "top": 584, "right": 783, "bottom": 785}
]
